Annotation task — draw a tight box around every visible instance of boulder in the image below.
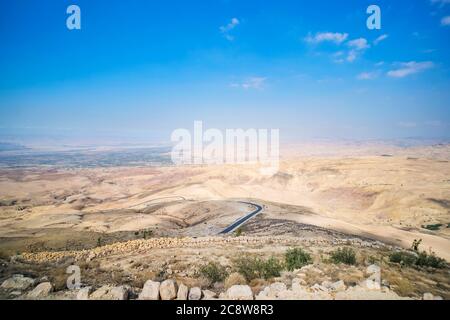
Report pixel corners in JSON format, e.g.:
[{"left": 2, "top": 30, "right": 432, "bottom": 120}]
[
  {"left": 27, "top": 282, "right": 53, "bottom": 299},
  {"left": 90, "top": 285, "right": 129, "bottom": 300},
  {"left": 188, "top": 287, "right": 202, "bottom": 300},
  {"left": 330, "top": 280, "right": 346, "bottom": 292},
  {"left": 1, "top": 275, "right": 35, "bottom": 291},
  {"left": 360, "top": 279, "right": 381, "bottom": 291},
  {"left": 139, "top": 280, "right": 160, "bottom": 300},
  {"left": 177, "top": 283, "right": 188, "bottom": 300},
  {"left": 226, "top": 285, "right": 253, "bottom": 300},
  {"left": 160, "top": 279, "right": 177, "bottom": 300}
]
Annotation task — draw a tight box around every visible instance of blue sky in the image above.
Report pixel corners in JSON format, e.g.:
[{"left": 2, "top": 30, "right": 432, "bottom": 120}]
[{"left": 0, "top": 0, "right": 449, "bottom": 143}]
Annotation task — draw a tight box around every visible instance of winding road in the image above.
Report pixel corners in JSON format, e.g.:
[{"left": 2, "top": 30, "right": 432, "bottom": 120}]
[{"left": 219, "top": 201, "right": 263, "bottom": 234}]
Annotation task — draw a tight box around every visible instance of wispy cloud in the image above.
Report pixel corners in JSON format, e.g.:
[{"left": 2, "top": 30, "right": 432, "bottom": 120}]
[
  {"left": 304, "top": 32, "right": 348, "bottom": 44},
  {"left": 387, "top": 61, "right": 434, "bottom": 78},
  {"left": 220, "top": 18, "right": 240, "bottom": 41},
  {"left": 347, "top": 38, "right": 370, "bottom": 50},
  {"left": 345, "top": 38, "right": 369, "bottom": 62},
  {"left": 231, "top": 77, "right": 267, "bottom": 90},
  {"left": 441, "top": 15, "right": 450, "bottom": 26},
  {"left": 357, "top": 71, "right": 379, "bottom": 80},
  {"left": 373, "top": 34, "right": 388, "bottom": 45}
]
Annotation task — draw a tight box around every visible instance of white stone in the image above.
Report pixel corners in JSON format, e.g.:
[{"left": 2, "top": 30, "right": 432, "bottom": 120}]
[
  {"left": 177, "top": 283, "right": 188, "bottom": 300},
  {"left": 188, "top": 287, "right": 202, "bottom": 300},
  {"left": 139, "top": 281, "right": 160, "bottom": 300},
  {"left": 27, "top": 282, "right": 53, "bottom": 298},
  {"left": 160, "top": 279, "right": 177, "bottom": 300},
  {"left": 226, "top": 285, "right": 253, "bottom": 300},
  {"left": 1, "top": 275, "right": 35, "bottom": 291}
]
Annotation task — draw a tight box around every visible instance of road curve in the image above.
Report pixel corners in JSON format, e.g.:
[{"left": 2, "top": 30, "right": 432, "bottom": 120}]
[{"left": 219, "top": 201, "right": 263, "bottom": 234}]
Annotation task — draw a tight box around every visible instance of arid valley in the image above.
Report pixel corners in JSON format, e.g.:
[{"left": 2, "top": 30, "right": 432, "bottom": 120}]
[{"left": 0, "top": 141, "right": 449, "bottom": 300}]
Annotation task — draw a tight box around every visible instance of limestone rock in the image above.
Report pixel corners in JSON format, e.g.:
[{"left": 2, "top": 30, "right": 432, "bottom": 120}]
[
  {"left": 27, "top": 282, "right": 53, "bottom": 299},
  {"left": 139, "top": 280, "right": 160, "bottom": 300},
  {"left": 1, "top": 275, "right": 35, "bottom": 291},
  {"left": 188, "top": 287, "right": 202, "bottom": 300},
  {"left": 160, "top": 279, "right": 177, "bottom": 300},
  {"left": 90, "top": 285, "right": 130, "bottom": 300},
  {"left": 177, "top": 283, "right": 188, "bottom": 300},
  {"left": 226, "top": 285, "right": 253, "bottom": 300}
]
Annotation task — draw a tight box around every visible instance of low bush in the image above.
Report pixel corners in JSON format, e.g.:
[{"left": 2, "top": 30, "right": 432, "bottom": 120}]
[
  {"left": 199, "top": 262, "right": 229, "bottom": 284},
  {"left": 234, "top": 256, "right": 283, "bottom": 281},
  {"left": 284, "top": 248, "right": 312, "bottom": 271},
  {"left": 330, "top": 247, "right": 357, "bottom": 265},
  {"left": 389, "top": 250, "right": 447, "bottom": 269}
]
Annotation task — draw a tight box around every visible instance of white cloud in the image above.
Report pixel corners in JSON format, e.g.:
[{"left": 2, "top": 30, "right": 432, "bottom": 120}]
[
  {"left": 305, "top": 32, "right": 349, "bottom": 44},
  {"left": 387, "top": 61, "right": 434, "bottom": 78},
  {"left": 347, "top": 38, "right": 370, "bottom": 50},
  {"left": 441, "top": 16, "right": 450, "bottom": 26},
  {"left": 425, "top": 120, "right": 442, "bottom": 127},
  {"left": 231, "top": 77, "right": 267, "bottom": 90},
  {"left": 375, "top": 61, "right": 385, "bottom": 66},
  {"left": 220, "top": 18, "right": 240, "bottom": 41},
  {"left": 357, "top": 71, "right": 379, "bottom": 80},
  {"left": 373, "top": 34, "right": 388, "bottom": 45}
]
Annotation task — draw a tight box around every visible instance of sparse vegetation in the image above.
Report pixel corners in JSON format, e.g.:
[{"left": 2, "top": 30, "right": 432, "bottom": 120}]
[
  {"left": 330, "top": 247, "right": 357, "bottom": 265},
  {"left": 389, "top": 251, "right": 417, "bottom": 267},
  {"left": 199, "top": 262, "right": 229, "bottom": 284},
  {"left": 234, "top": 256, "right": 283, "bottom": 281},
  {"left": 389, "top": 241, "right": 447, "bottom": 269},
  {"left": 285, "top": 248, "right": 312, "bottom": 271},
  {"left": 234, "top": 227, "right": 243, "bottom": 237},
  {"left": 422, "top": 224, "right": 443, "bottom": 231}
]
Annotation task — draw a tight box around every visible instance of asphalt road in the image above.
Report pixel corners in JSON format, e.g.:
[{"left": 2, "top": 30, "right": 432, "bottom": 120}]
[{"left": 219, "top": 201, "right": 263, "bottom": 234}]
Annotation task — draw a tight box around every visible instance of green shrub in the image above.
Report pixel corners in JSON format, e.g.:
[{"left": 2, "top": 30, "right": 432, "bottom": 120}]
[
  {"left": 234, "top": 256, "right": 283, "bottom": 281},
  {"left": 199, "top": 262, "right": 229, "bottom": 284},
  {"left": 234, "top": 227, "right": 243, "bottom": 237},
  {"left": 261, "top": 257, "right": 283, "bottom": 279},
  {"left": 284, "top": 248, "right": 312, "bottom": 271},
  {"left": 422, "top": 224, "right": 443, "bottom": 231},
  {"left": 389, "top": 250, "right": 447, "bottom": 269},
  {"left": 389, "top": 251, "right": 417, "bottom": 267},
  {"left": 416, "top": 251, "right": 447, "bottom": 269},
  {"left": 330, "top": 247, "right": 356, "bottom": 265}
]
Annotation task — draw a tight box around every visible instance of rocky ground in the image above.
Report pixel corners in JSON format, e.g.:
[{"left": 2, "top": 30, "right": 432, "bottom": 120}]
[{"left": 1, "top": 233, "right": 449, "bottom": 300}]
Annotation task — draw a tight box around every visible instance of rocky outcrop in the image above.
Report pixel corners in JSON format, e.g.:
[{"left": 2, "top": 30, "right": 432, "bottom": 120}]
[{"left": 1, "top": 275, "right": 35, "bottom": 291}]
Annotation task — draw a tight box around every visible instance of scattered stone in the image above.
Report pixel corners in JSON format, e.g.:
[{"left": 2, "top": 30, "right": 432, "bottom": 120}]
[
  {"left": 422, "top": 292, "right": 442, "bottom": 300},
  {"left": 1, "top": 275, "right": 35, "bottom": 291},
  {"left": 188, "top": 287, "right": 202, "bottom": 300},
  {"left": 90, "top": 285, "right": 129, "bottom": 300},
  {"left": 27, "top": 282, "right": 53, "bottom": 299},
  {"left": 160, "top": 279, "right": 177, "bottom": 300},
  {"left": 226, "top": 285, "right": 254, "bottom": 300},
  {"left": 177, "top": 283, "right": 189, "bottom": 300},
  {"left": 139, "top": 280, "right": 161, "bottom": 300}
]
